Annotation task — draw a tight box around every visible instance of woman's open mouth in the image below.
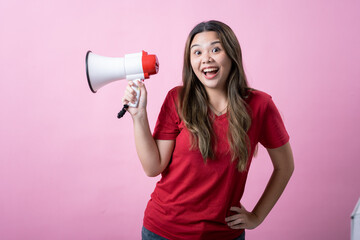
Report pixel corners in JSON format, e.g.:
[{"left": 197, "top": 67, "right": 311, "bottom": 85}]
[{"left": 202, "top": 67, "right": 219, "bottom": 79}]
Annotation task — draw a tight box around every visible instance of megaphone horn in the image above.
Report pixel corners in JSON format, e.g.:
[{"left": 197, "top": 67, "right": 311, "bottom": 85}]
[{"left": 85, "top": 50, "right": 159, "bottom": 118}]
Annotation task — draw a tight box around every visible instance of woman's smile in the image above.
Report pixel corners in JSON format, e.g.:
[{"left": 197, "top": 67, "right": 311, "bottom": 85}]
[{"left": 202, "top": 67, "right": 219, "bottom": 79}]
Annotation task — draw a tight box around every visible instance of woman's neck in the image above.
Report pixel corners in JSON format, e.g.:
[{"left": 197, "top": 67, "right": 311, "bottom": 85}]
[{"left": 206, "top": 88, "right": 228, "bottom": 115}]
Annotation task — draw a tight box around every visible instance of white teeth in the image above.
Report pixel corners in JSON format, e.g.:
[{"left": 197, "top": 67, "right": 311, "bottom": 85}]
[{"left": 203, "top": 68, "right": 218, "bottom": 73}]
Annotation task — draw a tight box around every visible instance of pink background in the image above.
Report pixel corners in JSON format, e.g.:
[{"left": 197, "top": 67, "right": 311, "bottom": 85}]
[{"left": 1, "top": 0, "right": 359, "bottom": 239}]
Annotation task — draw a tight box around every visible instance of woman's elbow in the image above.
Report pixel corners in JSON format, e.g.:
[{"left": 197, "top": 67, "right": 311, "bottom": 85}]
[
  {"left": 143, "top": 168, "right": 162, "bottom": 178},
  {"left": 145, "top": 171, "right": 160, "bottom": 178},
  {"left": 289, "top": 162, "right": 295, "bottom": 177},
  {"left": 285, "top": 157, "right": 295, "bottom": 178}
]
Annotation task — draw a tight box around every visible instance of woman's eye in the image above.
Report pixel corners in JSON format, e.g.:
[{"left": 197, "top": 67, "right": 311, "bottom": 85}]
[
  {"left": 212, "top": 47, "right": 220, "bottom": 53},
  {"left": 194, "top": 50, "right": 201, "bottom": 56}
]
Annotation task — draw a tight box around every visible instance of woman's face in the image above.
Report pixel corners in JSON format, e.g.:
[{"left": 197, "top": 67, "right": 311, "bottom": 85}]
[{"left": 190, "top": 31, "right": 232, "bottom": 93}]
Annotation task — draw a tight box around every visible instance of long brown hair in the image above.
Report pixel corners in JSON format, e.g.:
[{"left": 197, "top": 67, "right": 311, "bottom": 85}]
[{"left": 179, "top": 20, "right": 252, "bottom": 172}]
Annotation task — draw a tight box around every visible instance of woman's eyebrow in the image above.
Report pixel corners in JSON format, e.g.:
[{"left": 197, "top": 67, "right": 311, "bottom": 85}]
[
  {"left": 210, "top": 40, "right": 221, "bottom": 45},
  {"left": 190, "top": 40, "right": 221, "bottom": 49}
]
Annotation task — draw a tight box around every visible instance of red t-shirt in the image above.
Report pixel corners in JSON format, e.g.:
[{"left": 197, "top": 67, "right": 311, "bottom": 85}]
[{"left": 143, "top": 87, "right": 289, "bottom": 240}]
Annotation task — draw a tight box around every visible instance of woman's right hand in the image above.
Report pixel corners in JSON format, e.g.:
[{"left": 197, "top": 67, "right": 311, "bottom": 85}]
[{"left": 122, "top": 80, "right": 147, "bottom": 118}]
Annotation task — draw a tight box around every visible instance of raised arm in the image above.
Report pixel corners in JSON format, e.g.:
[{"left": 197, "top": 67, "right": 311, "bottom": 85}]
[{"left": 123, "top": 81, "right": 175, "bottom": 177}]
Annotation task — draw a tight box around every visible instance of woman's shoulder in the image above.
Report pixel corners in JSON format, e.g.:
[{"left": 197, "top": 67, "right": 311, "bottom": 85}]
[
  {"left": 245, "top": 89, "right": 278, "bottom": 117},
  {"left": 247, "top": 88, "right": 272, "bottom": 105},
  {"left": 165, "top": 86, "right": 183, "bottom": 102},
  {"left": 167, "top": 86, "right": 182, "bottom": 96}
]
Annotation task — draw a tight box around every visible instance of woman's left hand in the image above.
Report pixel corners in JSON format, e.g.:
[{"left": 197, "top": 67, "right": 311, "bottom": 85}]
[{"left": 225, "top": 205, "right": 262, "bottom": 230}]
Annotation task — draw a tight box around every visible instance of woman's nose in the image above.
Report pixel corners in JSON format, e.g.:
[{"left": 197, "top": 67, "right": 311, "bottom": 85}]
[{"left": 202, "top": 53, "right": 213, "bottom": 63}]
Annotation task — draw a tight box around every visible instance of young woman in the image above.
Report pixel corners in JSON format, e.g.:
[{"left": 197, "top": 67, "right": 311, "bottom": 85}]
[{"left": 123, "top": 20, "right": 294, "bottom": 240}]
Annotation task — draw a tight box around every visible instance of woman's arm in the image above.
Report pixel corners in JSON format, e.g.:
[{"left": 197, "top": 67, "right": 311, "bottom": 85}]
[
  {"left": 133, "top": 113, "right": 175, "bottom": 177},
  {"left": 225, "top": 142, "right": 294, "bottom": 229},
  {"left": 123, "top": 81, "right": 175, "bottom": 177}
]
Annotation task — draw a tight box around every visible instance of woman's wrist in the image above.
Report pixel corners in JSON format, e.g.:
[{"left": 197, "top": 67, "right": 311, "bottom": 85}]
[
  {"left": 131, "top": 108, "right": 148, "bottom": 122},
  {"left": 250, "top": 210, "right": 264, "bottom": 226}
]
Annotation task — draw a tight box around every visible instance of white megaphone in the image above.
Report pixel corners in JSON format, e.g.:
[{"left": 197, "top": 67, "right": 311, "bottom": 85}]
[{"left": 85, "top": 50, "right": 159, "bottom": 118}]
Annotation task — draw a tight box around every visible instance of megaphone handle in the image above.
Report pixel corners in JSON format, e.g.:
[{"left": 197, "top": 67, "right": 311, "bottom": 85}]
[
  {"left": 117, "top": 104, "right": 129, "bottom": 118},
  {"left": 127, "top": 79, "right": 141, "bottom": 108},
  {"left": 117, "top": 79, "right": 142, "bottom": 119}
]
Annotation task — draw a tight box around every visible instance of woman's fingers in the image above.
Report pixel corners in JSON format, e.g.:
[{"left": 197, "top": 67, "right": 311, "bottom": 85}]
[
  {"left": 225, "top": 213, "right": 240, "bottom": 222},
  {"left": 229, "top": 206, "right": 243, "bottom": 213},
  {"left": 123, "top": 83, "right": 137, "bottom": 104},
  {"left": 121, "top": 80, "right": 148, "bottom": 118},
  {"left": 225, "top": 205, "right": 259, "bottom": 230},
  {"left": 228, "top": 224, "right": 245, "bottom": 230},
  {"left": 225, "top": 214, "right": 245, "bottom": 229},
  {"left": 226, "top": 215, "right": 243, "bottom": 225},
  {"left": 122, "top": 97, "right": 129, "bottom": 105}
]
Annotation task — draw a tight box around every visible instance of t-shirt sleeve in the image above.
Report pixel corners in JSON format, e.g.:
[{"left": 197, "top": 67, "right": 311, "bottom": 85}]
[
  {"left": 258, "top": 97, "right": 289, "bottom": 148},
  {"left": 152, "top": 89, "right": 181, "bottom": 140}
]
